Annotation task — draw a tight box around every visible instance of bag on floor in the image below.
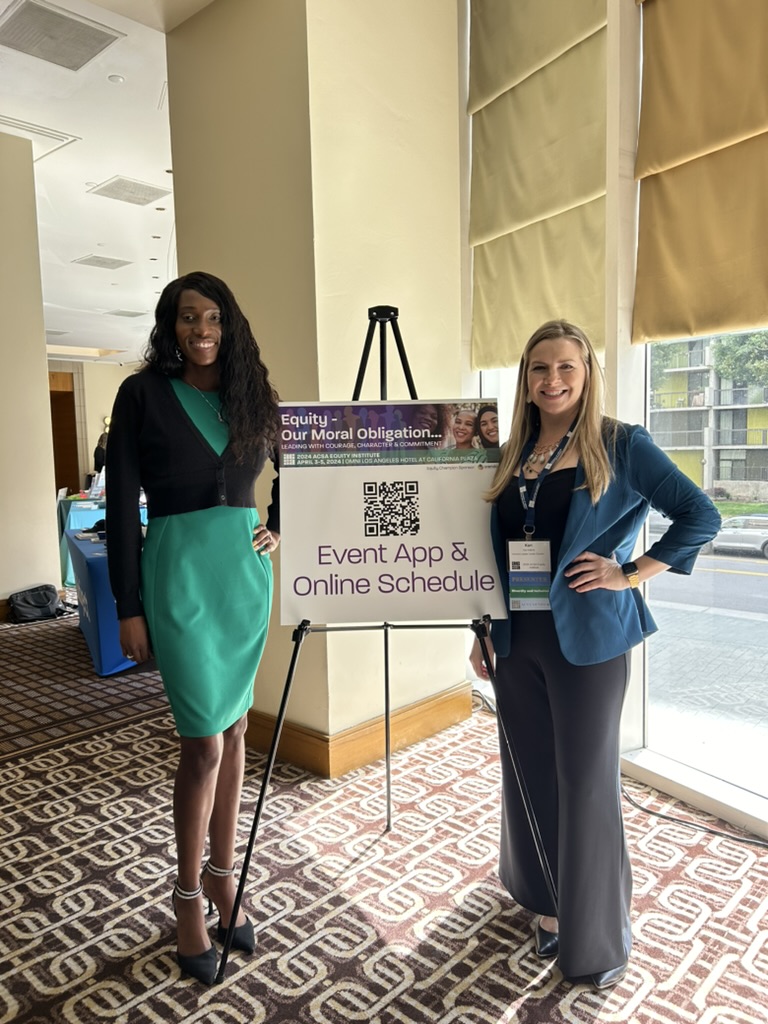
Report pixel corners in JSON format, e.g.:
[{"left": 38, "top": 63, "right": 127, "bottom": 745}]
[{"left": 8, "top": 585, "right": 65, "bottom": 623}]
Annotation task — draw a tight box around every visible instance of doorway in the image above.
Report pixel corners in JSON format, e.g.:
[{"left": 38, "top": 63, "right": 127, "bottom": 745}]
[{"left": 48, "top": 371, "right": 81, "bottom": 494}]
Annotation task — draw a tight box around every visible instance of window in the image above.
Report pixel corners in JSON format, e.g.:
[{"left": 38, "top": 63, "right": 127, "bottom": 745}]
[{"left": 646, "top": 337, "right": 768, "bottom": 801}]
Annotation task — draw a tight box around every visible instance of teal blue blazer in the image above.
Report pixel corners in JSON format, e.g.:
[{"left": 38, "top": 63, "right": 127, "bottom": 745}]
[{"left": 490, "top": 424, "right": 721, "bottom": 666}]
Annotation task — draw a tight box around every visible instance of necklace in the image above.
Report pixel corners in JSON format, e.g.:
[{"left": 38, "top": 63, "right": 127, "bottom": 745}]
[
  {"left": 184, "top": 381, "right": 224, "bottom": 422},
  {"left": 522, "top": 436, "right": 566, "bottom": 475}
]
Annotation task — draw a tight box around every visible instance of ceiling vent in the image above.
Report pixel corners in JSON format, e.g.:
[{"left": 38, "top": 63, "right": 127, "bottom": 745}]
[
  {"left": 0, "top": 0, "right": 125, "bottom": 72},
  {"left": 0, "top": 114, "right": 80, "bottom": 161},
  {"left": 105, "top": 309, "right": 147, "bottom": 317},
  {"left": 72, "top": 254, "right": 131, "bottom": 270},
  {"left": 87, "top": 176, "right": 172, "bottom": 206}
]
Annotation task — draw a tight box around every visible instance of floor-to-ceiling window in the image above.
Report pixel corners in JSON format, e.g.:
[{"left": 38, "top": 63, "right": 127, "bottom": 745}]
[{"left": 646, "top": 334, "right": 768, "bottom": 802}]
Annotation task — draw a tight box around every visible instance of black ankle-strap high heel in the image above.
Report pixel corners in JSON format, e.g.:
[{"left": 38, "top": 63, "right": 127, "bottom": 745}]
[
  {"left": 172, "top": 879, "right": 218, "bottom": 985},
  {"left": 201, "top": 860, "right": 256, "bottom": 955}
]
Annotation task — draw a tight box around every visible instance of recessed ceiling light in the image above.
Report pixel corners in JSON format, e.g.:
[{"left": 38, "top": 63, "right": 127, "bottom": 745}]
[{"left": 108, "top": 74, "right": 125, "bottom": 84}]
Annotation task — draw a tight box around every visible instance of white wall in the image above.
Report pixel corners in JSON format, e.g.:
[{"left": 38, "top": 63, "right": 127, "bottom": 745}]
[{"left": 82, "top": 361, "right": 139, "bottom": 468}]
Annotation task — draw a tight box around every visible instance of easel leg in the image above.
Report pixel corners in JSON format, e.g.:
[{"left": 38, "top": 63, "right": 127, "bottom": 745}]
[
  {"left": 389, "top": 318, "right": 417, "bottom": 398},
  {"left": 384, "top": 623, "right": 392, "bottom": 832},
  {"left": 216, "top": 619, "right": 311, "bottom": 982},
  {"left": 352, "top": 317, "right": 377, "bottom": 400},
  {"left": 470, "top": 616, "right": 559, "bottom": 912}
]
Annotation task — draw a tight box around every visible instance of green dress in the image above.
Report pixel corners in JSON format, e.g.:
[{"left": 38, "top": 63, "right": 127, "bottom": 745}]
[{"left": 140, "top": 380, "right": 273, "bottom": 737}]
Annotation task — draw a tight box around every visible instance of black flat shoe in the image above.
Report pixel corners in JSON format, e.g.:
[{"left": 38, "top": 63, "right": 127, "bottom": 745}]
[
  {"left": 172, "top": 880, "right": 218, "bottom": 985},
  {"left": 590, "top": 964, "right": 627, "bottom": 990},
  {"left": 534, "top": 918, "right": 559, "bottom": 958},
  {"left": 202, "top": 860, "right": 256, "bottom": 955}
]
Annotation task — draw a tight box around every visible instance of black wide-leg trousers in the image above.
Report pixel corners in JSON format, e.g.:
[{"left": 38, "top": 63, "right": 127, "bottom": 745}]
[{"left": 494, "top": 612, "right": 632, "bottom": 979}]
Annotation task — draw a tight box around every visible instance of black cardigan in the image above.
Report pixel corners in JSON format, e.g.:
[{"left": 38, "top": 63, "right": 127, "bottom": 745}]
[{"left": 105, "top": 368, "right": 280, "bottom": 620}]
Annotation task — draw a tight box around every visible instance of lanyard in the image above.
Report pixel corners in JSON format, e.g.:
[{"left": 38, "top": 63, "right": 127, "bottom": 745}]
[{"left": 517, "top": 423, "right": 576, "bottom": 537}]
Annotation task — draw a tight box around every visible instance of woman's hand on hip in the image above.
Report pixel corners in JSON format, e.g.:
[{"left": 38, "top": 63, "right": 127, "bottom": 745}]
[
  {"left": 119, "top": 616, "right": 152, "bottom": 663},
  {"left": 564, "top": 551, "right": 626, "bottom": 592},
  {"left": 470, "top": 635, "right": 495, "bottom": 680},
  {"left": 253, "top": 525, "right": 280, "bottom": 555}
]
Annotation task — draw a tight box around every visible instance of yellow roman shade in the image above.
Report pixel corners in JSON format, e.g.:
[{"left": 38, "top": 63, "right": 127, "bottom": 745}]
[
  {"left": 633, "top": 0, "right": 768, "bottom": 342},
  {"left": 468, "top": 0, "right": 607, "bottom": 368}
]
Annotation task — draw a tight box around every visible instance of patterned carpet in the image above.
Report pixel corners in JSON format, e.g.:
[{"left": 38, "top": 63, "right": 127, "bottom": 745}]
[
  {"left": 0, "top": 617, "right": 166, "bottom": 761},
  {"left": 2, "top": 694, "right": 767, "bottom": 1023}
]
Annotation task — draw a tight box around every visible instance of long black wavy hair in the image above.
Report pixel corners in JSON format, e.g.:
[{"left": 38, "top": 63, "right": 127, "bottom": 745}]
[{"left": 142, "top": 271, "right": 280, "bottom": 462}]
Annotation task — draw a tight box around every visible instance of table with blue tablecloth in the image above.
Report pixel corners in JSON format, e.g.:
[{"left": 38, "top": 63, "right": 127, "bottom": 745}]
[
  {"left": 58, "top": 501, "right": 146, "bottom": 585},
  {"left": 65, "top": 529, "right": 136, "bottom": 676},
  {"left": 58, "top": 500, "right": 104, "bottom": 585}
]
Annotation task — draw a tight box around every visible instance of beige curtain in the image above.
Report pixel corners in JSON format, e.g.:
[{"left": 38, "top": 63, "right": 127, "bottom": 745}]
[
  {"left": 633, "top": 0, "right": 768, "bottom": 342},
  {"left": 469, "top": 0, "right": 607, "bottom": 368}
]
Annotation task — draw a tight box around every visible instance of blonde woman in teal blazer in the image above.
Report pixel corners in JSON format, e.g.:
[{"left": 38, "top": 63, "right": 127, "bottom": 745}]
[{"left": 470, "top": 321, "right": 719, "bottom": 990}]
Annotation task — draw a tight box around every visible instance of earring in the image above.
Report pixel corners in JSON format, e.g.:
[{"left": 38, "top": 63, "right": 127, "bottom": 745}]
[{"left": 174, "top": 346, "right": 183, "bottom": 362}]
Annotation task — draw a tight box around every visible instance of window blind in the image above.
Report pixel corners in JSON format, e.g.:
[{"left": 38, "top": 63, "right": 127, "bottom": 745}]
[
  {"left": 469, "top": 0, "right": 607, "bottom": 368},
  {"left": 633, "top": 0, "right": 768, "bottom": 342}
]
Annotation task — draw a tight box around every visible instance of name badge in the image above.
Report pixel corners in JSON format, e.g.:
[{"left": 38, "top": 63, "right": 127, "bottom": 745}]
[{"left": 507, "top": 539, "right": 551, "bottom": 611}]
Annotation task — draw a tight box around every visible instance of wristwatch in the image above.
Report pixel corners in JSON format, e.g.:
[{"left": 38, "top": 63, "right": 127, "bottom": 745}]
[{"left": 621, "top": 561, "right": 640, "bottom": 589}]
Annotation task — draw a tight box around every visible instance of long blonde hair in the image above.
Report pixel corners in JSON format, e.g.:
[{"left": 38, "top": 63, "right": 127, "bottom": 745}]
[{"left": 486, "top": 320, "right": 617, "bottom": 504}]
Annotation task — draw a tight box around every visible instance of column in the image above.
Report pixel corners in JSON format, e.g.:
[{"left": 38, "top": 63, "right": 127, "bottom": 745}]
[
  {"left": 0, "top": 133, "right": 60, "bottom": 606},
  {"left": 166, "top": 0, "right": 468, "bottom": 773}
]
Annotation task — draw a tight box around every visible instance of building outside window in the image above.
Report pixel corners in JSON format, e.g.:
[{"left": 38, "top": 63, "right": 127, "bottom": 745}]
[{"left": 646, "top": 333, "right": 768, "bottom": 803}]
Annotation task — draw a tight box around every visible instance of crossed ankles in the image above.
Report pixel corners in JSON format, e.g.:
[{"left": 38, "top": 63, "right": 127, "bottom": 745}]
[{"left": 172, "top": 862, "right": 256, "bottom": 985}]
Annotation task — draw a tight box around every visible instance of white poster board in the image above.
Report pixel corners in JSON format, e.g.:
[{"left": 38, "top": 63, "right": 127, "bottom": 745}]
[{"left": 278, "top": 400, "right": 507, "bottom": 624}]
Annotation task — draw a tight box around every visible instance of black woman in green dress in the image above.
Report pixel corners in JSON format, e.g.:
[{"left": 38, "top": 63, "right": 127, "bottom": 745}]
[{"left": 106, "top": 271, "right": 280, "bottom": 985}]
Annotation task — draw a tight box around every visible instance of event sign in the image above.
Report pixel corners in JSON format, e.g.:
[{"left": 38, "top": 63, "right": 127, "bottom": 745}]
[{"left": 278, "top": 400, "right": 507, "bottom": 624}]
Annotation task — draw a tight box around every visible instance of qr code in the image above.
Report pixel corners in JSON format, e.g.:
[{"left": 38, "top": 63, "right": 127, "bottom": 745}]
[
  {"left": 363, "top": 480, "right": 420, "bottom": 537},
  {"left": 509, "top": 560, "right": 521, "bottom": 570}
]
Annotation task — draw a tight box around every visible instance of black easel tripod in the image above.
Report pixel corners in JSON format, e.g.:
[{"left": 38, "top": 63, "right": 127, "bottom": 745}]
[
  {"left": 352, "top": 304, "right": 418, "bottom": 401},
  {"left": 215, "top": 308, "right": 557, "bottom": 982}
]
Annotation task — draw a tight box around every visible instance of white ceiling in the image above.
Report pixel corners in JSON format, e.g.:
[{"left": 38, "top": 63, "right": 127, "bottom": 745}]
[{"left": 0, "top": 0, "right": 214, "bottom": 363}]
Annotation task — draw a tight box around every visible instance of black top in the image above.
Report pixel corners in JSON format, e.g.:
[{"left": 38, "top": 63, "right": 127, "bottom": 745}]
[
  {"left": 497, "top": 466, "right": 577, "bottom": 570},
  {"left": 105, "top": 368, "right": 280, "bottom": 619}
]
